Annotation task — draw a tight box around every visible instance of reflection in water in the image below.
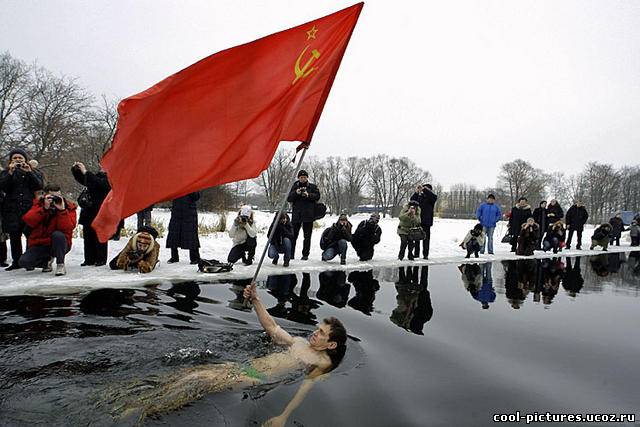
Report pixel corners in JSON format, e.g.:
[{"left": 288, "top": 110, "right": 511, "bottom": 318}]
[
  {"left": 390, "top": 266, "right": 433, "bottom": 335},
  {"left": 165, "top": 282, "right": 201, "bottom": 314},
  {"left": 317, "top": 271, "right": 351, "bottom": 308},
  {"left": 562, "top": 257, "right": 584, "bottom": 297},
  {"left": 266, "top": 273, "right": 321, "bottom": 325},
  {"left": 347, "top": 270, "right": 380, "bottom": 315},
  {"left": 466, "top": 263, "right": 496, "bottom": 309}
]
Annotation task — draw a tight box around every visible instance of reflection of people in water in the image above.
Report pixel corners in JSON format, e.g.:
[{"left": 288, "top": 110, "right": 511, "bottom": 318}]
[
  {"left": 347, "top": 270, "right": 380, "bottom": 315},
  {"left": 390, "top": 266, "right": 433, "bottom": 335},
  {"left": 458, "top": 263, "right": 482, "bottom": 296},
  {"left": 540, "top": 258, "right": 564, "bottom": 305},
  {"left": 265, "top": 273, "right": 321, "bottom": 325},
  {"left": 166, "top": 282, "right": 201, "bottom": 314},
  {"left": 113, "top": 283, "right": 347, "bottom": 425},
  {"left": 562, "top": 257, "right": 584, "bottom": 297},
  {"left": 317, "top": 270, "right": 351, "bottom": 308},
  {"left": 590, "top": 253, "right": 610, "bottom": 277},
  {"left": 503, "top": 260, "right": 528, "bottom": 309},
  {"left": 474, "top": 263, "right": 496, "bottom": 309}
]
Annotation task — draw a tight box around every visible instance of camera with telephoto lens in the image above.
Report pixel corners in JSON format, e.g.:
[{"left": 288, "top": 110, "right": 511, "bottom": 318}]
[
  {"left": 240, "top": 215, "right": 249, "bottom": 223},
  {"left": 129, "top": 249, "right": 144, "bottom": 259},
  {"left": 51, "top": 195, "right": 63, "bottom": 204}
]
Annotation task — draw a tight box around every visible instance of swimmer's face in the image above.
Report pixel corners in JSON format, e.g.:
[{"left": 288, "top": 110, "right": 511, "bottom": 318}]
[{"left": 308, "top": 322, "right": 337, "bottom": 351}]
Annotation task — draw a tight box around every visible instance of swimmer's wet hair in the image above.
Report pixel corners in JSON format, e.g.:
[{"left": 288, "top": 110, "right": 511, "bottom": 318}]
[{"left": 323, "top": 317, "right": 347, "bottom": 370}]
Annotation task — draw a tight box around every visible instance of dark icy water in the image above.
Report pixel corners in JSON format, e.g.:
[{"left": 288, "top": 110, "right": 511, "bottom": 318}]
[{"left": 1, "top": 252, "right": 639, "bottom": 426}]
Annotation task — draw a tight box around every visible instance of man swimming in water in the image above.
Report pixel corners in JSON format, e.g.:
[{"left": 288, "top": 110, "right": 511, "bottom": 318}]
[{"left": 112, "top": 282, "right": 347, "bottom": 424}]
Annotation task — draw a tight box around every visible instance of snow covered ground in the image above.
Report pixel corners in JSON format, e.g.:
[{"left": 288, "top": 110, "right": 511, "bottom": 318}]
[{"left": 0, "top": 210, "right": 636, "bottom": 295}]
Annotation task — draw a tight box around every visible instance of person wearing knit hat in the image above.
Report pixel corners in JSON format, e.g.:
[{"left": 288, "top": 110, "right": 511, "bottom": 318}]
[
  {"left": 109, "top": 229, "right": 160, "bottom": 273},
  {"left": 287, "top": 170, "right": 321, "bottom": 260},
  {"left": 352, "top": 212, "right": 382, "bottom": 261},
  {"left": 320, "top": 214, "right": 352, "bottom": 265},
  {"left": 0, "top": 147, "right": 44, "bottom": 270},
  {"left": 228, "top": 205, "right": 258, "bottom": 265}
]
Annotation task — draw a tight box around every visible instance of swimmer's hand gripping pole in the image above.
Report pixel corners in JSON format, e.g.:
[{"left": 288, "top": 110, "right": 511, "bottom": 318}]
[{"left": 244, "top": 147, "right": 309, "bottom": 308}]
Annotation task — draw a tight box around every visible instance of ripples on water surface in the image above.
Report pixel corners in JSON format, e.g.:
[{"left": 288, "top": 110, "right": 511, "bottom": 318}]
[{"left": 1, "top": 252, "right": 639, "bottom": 426}]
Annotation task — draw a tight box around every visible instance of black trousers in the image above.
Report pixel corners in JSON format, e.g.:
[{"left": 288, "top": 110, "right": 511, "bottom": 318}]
[
  {"left": 19, "top": 231, "right": 68, "bottom": 268},
  {"left": 292, "top": 221, "right": 313, "bottom": 258},
  {"left": 399, "top": 235, "right": 416, "bottom": 260},
  {"left": 83, "top": 225, "right": 108, "bottom": 265},
  {"left": 0, "top": 239, "right": 6, "bottom": 263},
  {"left": 170, "top": 247, "right": 201, "bottom": 262},
  {"left": 355, "top": 245, "right": 375, "bottom": 261},
  {"left": 566, "top": 229, "right": 583, "bottom": 248},
  {"left": 227, "top": 237, "right": 257, "bottom": 263},
  {"left": 137, "top": 210, "right": 152, "bottom": 230},
  {"left": 413, "top": 226, "right": 431, "bottom": 258}
]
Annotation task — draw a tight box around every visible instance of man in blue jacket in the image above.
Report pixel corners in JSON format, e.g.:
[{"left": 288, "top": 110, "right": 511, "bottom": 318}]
[{"left": 475, "top": 194, "right": 502, "bottom": 254}]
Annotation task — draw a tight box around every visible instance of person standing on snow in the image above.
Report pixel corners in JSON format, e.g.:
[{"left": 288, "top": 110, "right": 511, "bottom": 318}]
[
  {"left": 410, "top": 183, "right": 437, "bottom": 259},
  {"left": 287, "top": 170, "right": 320, "bottom": 261},
  {"left": 475, "top": 194, "right": 502, "bottom": 254},
  {"left": 565, "top": 200, "right": 589, "bottom": 250}
]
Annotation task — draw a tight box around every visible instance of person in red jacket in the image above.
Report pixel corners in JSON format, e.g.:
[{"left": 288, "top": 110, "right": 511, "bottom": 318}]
[{"left": 19, "top": 184, "right": 77, "bottom": 276}]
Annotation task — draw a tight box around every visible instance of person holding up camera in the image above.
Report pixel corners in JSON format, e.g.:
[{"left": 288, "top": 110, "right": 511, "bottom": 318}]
[
  {"left": 71, "top": 162, "right": 111, "bottom": 266},
  {"left": 0, "top": 148, "right": 44, "bottom": 271},
  {"left": 320, "top": 214, "right": 352, "bottom": 265},
  {"left": 228, "top": 205, "right": 258, "bottom": 265},
  {"left": 109, "top": 227, "right": 160, "bottom": 273},
  {"left": 287, "top": 170, "right": 320, "bottom": 261},
  {"left": 459, "top": 223, "right": 486, "bottom": 258},
  {"left": 351, "top": 212, "right": 382, "bottom": 261},
  {"left": 397, "top": 201, "right": 422, "bottom": 261},
  {"left": 268, "top": 212, "right": 294, "bottom": 267},
  {"left": 410, "top": 183, "right": 438, "bottom": 259},
  {"left": 516, "top": 217, "right": 539, "bottom": 256},
  {"left": 18, "top": 184, "right": 77, "bottom": 276}
]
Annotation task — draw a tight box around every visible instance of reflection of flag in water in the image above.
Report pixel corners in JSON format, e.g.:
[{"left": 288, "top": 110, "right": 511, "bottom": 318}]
[{"left": 93, "top": 3, "right": 364, "bottom": 241}]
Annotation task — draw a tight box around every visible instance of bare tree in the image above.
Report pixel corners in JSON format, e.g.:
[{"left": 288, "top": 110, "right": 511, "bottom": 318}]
[
  {"left": 497, "top": 159, "right": 548, "bottom": 206},
  {"left": 580, "top": 162, "right": 621, "bottom": 223},
  {"left": 256, "top": 148, "right": 296, "bottom": 210},
  {"left": 0, "top": 52, "right": 31, "bottom": 152},
  {"left": 341, "top": 156, "right": 369, "bottom": 213},
  {"left": 19, "top": 66, "right": 93, "bottom": 166}
]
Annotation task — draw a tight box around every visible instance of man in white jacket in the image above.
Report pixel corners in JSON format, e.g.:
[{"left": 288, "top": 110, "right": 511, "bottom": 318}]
[{"left": 227, "top": 205, "right": 258, "bottom": 265}]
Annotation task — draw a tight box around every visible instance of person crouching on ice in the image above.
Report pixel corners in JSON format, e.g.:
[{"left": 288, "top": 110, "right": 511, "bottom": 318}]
[
  {"left": 320, "top": 214, "right": 352, "bottom": 265},
  {"left": 543, "top": 220, "right": 566, "bottom": 254},
  {"left": 228, "top": 205, "right": 258, "bottom": 266},
  {"left": 516, "top": 217, "right": 539, "bottom": 256},
  {"left": 351, "top": 212, "right": 382, "bottom": 261},
  {"left": 460, "top": 223, "right": 485, "bottom": 258},
  {"left": 19, "top": 184, "right": 77, "bottom": 276},
  {"left": 590, "top": 223, "right": 612, "bottom": 251},
  {"left": 268, "top": 212, "right": 294, "bottom": 267},
  {"left": 109, "top": 229, "right": 160, "bottom": 273}
]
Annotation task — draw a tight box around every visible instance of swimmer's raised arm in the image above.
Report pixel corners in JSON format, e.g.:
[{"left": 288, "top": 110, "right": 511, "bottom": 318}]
[{"left": 244, "top": 282, "right": 294, "bottom": 346}]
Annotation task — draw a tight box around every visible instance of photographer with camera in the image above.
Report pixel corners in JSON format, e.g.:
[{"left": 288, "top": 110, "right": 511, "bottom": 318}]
[
  {"left": 267, "top": 212, "right": 294, "bottom": 267},
  {"left": 287, "top": 170, "right": 320, "bottom": 260},
  {"left": 516, "top": 217, "right": 540, "bottom": 256},
  {"left": 228, "top": 205, "right": 258, "bottom": 265},
  {"left": 459, "top": 223, "right": 486, "bottom": 259},
  {"left": 397, "top": 201, "right": 422, "bottom": 261},
  {"left": 320, "top": 213, "right": 352, "bottom": 265},
  {"left": 109, "top": 227, "right": 160, "bottom": 273},
  {"left": 0, "top": 148, "right": 44, "bottom": 271},
  {"left": 17, "top": 184, "right": 76, "bottom": 276},
  {"left": 72, "top": 162, "right": 111, "bottom": 266},
  {"left": 410, "top": 183, "right": 438, "bottom": 260},
  {"left": 351, "top": 212, "right": 382, "bottom": 261}
]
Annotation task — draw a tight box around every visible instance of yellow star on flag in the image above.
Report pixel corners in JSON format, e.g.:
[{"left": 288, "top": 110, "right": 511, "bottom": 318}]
[{"left": 306, "top": 25, "right": 318, "bottom": 40}]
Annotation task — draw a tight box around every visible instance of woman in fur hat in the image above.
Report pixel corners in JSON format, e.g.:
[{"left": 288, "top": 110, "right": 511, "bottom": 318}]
[{"left": 109, "top": 230, "right": 160, "bottom": 273}]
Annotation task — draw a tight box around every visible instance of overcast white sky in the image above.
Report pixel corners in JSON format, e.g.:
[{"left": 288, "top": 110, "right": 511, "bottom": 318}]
[{"left": 2, "top": 0, "right": 639, "bottom": 188}]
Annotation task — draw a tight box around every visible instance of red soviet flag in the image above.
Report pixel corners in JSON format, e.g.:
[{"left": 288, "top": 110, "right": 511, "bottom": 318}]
[{"left": 93, "top": 3, "right": 363, "bottom": 241}]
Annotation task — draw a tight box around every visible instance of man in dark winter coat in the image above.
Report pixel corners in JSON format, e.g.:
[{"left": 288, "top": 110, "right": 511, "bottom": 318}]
[
  {"left": 351, "top": 213, "right": 382, "bottom": 261},
  {"left": 410, "top": 183, "right": 437, "bottom": 259},
  {"left": 532, "top": 201, "right": 547, "bottom": 250},
  {"left": 166, "top": 192, "right": 201, "bottom": 264},
  {"left": 72, "top": 162, "right": 111, "bottom": 266},
  {"left": 565, "top": 200, "right": 589, "bottom": 249},
  {"left": 268, "top": 212, "right": 294, "bottom": 267},
  {"left": 321, "top": 214, "right": 352, "bottom": 265},
  {"left": 608, "top": 212, "right": 625, "bottom": 246},
  {"left": 508, "top": 197, "right": 533, "bottom": 252},
  {"left": 19, "top": 184, "right": 77, "bottom": 276},
  {"left": 287, "top": 170, "right": 320, "bottom": 260},
  {"left": 0, "top": 148, "right": 44, "bottom": 270},
  {"left": 546, "top": 199, "right": 564, "bottom": 225}
]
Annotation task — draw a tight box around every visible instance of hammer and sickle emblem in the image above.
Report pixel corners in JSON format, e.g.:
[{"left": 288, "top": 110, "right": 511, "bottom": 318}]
[{"left": 292, "top": 45, "right": 321, "bottom": 85}]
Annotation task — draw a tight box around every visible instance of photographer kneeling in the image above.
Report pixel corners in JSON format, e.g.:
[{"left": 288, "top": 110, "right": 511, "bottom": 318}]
[
  {"left": 228, "top": 205, "right": 258, "bottom": 265},
  {"left": 109, "top": 227, "right": 160, "bottom": 273},
  {"left": 19, "top": 184, "right": 77, "bottom": 276},
  {"left": 321, "top": 214, "right": 352, "bottom": 265}
]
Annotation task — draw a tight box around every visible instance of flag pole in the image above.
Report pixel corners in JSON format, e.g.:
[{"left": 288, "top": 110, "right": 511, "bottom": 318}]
[{"left": 247, "top": 147, "right": 309, "bottom": 296}]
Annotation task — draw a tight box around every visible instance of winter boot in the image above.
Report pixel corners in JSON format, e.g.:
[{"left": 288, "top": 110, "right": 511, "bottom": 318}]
[
  {"left": 55, "top": 263, "right": 67, "bottom": 276},
  {"left": 474, "top": 251, "right": 479, "bottom": 258},
  {"left": 42, "top": 258, "right": 54, "bottom": 273},
  {"left": 340, "top": 258, "right": 346, "bottom": 265}
]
